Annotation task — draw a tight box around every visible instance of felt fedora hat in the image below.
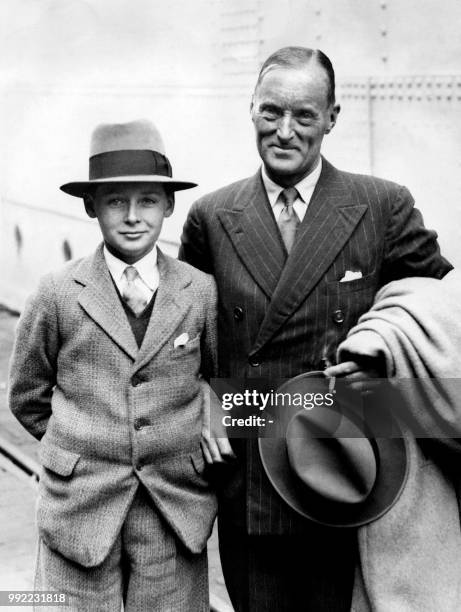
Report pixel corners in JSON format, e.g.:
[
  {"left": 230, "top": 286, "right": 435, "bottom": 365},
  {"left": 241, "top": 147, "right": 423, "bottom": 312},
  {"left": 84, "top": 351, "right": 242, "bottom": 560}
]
[
  {"left": 60, "top": 119, "right": 197, "bottom": 197},
  {"left": 258, "top": 372, "right": 409, "bottom": 528}
]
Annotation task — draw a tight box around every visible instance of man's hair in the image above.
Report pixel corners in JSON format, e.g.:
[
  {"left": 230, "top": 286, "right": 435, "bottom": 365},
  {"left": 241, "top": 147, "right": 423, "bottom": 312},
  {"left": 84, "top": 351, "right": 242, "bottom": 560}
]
[{"left": 254, "top": 46, "right": 336, "bottom": 106}]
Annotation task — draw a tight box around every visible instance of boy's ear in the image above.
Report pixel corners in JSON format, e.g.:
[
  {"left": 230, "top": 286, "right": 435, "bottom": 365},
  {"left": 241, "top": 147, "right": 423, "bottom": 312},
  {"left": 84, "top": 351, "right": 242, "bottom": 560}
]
[
  {"left": 83, "top": 193, "right": 97, "bottom": 218},
  {"left": 164, "top": 192, "right": 175, "bottom": 218}
]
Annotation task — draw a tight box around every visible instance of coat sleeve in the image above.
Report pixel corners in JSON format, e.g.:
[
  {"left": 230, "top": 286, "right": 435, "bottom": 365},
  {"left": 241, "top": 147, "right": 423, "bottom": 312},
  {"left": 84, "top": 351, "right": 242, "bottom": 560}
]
[
  {"left": 199, "top": 277, "right": 226, "bottom": 439},
  {"left": 8, "top": 274, "right": 59, "bottom": 440},
  {"left": 199, "top": 275, "right": 218, "bottom": 382},
  {"left": 178, "top": 200, "right": 213, "bottom": 274},
  {"left": 381, "top": 185, "right": 453, "bottom": 284}
]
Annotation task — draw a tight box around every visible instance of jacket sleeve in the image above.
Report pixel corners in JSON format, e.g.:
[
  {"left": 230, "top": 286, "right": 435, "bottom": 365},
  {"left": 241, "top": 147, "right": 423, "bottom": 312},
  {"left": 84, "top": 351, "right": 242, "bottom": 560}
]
[
  {"left": 200, "top": 275, "right": 218, "bottom": 382},
  {"left": 8, "top": 274, "right": 59, "bottom": 440},
  {"left": 178, "top": 200, "right": 213, "bottom": 274},
  {"left": 382, "top": 185, "right": 453, "bottom": 284}
]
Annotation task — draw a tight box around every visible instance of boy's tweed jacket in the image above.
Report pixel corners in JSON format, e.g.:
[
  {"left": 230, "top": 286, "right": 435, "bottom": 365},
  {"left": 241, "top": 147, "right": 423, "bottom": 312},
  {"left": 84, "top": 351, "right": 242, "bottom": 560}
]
[{"left": 8, "top": 245, "right": 218, "bottom": 568}]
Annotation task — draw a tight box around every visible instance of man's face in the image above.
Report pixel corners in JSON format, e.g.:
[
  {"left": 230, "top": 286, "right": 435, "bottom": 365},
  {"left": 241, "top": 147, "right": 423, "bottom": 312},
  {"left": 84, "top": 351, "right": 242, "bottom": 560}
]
[
  {"left": 251, "top": 64, "right": 339, "bottom": 186},
  {"left": 84, "top": 182, "right": 174, "bottom": 264}
]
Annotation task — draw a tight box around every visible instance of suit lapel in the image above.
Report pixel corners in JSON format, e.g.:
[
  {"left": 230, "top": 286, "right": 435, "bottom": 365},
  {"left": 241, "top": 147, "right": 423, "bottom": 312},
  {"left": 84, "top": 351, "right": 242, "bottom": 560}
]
[
  {"left": 134, "top": 250, "right": 192, "bottom": 371},
  {"left": 251, "top": 160, "right": 368, "bottom": 354},
  {"left": 75, "top": 244, "right": 138, "bottom": 360},
  {"left": 217, "top": 171, "right": 286, "bottom": 298}
]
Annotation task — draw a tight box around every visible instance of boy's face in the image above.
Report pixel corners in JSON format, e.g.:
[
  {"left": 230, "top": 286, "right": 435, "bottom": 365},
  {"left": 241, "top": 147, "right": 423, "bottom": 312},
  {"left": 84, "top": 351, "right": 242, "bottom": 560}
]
[{"left": 84, "top": 183, "right": 174, "bottom": 264}]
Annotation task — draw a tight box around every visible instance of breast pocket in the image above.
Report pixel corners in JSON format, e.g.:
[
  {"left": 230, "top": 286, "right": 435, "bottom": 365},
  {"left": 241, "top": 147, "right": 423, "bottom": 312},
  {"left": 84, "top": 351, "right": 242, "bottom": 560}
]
[
  {"left": 325, "top": 269, "right": 378, "bottom": 294},
  {"left": 169, "top": 334, "right": 201, "bottom": 360}
]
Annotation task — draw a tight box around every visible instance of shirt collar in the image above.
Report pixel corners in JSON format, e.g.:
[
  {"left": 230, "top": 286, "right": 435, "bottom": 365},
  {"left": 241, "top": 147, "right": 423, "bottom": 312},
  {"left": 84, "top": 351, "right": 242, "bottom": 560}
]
[
  {"left": 103, "top": 245, "right": 158, "bottom": 290},
  {"left": 261, "top": 157, "right": 322, "bottom": 208}
]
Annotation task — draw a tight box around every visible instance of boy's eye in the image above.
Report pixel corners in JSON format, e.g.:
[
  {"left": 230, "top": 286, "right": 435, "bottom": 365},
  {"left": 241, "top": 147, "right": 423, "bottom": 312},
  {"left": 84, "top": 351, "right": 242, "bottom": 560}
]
[
  {"left": 107, "top": 198, "right": 125, "bottom": 207},
  {"left": 140, "top": 197, "right": 157, "bottom": 206}
]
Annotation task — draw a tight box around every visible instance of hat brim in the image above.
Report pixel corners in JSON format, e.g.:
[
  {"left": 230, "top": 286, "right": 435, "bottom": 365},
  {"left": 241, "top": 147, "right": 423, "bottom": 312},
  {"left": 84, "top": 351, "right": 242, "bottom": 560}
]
[
  {"left": 60, "top": 175, "right": 197, "bottom": 197},
  {"left": 258, "top": 372, "right": 409, "bottom": 528}
]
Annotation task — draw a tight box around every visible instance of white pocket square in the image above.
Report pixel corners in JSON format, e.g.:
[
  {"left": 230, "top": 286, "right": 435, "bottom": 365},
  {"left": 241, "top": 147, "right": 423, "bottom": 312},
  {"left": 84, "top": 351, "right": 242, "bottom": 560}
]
[
  {"left": 340, "top": 270, "right": 363, "bottom": 282},
  {"left": 174, "top": 332, "right": 189, "bottom": 348}
]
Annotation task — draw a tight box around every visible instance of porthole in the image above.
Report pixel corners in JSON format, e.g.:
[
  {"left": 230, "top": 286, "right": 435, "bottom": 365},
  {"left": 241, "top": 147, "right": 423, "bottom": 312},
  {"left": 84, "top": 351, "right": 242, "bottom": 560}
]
[
  {"left": 14, "top": 225, "right": 22, "bottom": 253},
  {"left": 62, "top": 239, "right": 72, "bottom": 261}
]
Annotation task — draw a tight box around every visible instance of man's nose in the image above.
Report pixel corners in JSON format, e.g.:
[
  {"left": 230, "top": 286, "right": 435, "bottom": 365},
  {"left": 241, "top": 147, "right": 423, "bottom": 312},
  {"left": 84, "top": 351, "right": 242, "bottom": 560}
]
[
  {"left": 277, "top": 114, "right": 294, "bottom": 140},
  {"left": 126, "top": 200, "right": 140, "bottom": 223}
]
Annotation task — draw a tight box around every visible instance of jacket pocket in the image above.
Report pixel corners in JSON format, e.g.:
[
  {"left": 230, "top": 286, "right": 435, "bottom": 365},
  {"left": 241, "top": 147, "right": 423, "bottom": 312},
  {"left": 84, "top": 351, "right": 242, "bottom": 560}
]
[
  {"left": 325, "top": 270, "right": 377, "bottom": 294},
  {"left": 39, "top": 442, "right": 80, "bottom": 477},
  {"left": 170, "top": 334, "right": 201, "bottom": 358}
]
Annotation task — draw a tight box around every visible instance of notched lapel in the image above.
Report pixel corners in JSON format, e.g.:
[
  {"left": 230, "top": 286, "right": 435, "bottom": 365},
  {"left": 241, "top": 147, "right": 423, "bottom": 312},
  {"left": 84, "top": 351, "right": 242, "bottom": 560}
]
[
  {"left": 134, "top": 251, "right": 192, "bottom": 371},
  {"left": 217, "top": 172, "right": 286, "bottom": 298},
  {"left": 75, "top": 246, "right": 138, "bottom": 360},
  {"left": 251, "top": 162, "right": 368, "bottom": 354}
]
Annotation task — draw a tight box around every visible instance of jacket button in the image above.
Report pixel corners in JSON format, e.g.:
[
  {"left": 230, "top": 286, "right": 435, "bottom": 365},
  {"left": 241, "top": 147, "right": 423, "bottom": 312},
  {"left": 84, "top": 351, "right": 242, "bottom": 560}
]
[
  {"left": 332, "top": 309, "right": 345, "bottom": 324},
  {"left": 233, "top": 307, "right": 244, "bottom": 321},
  {"left": 248, "top": 356, "right": 261, "bottom": 367},
  {"left": 136, "top": 462, "right": 143, "bottom": 471},
  {"left": 134, "top": 418, "right": 149, "bottom": 430},
  {"left": 131, "top": 374, "right": 142, "bottom": 387}
]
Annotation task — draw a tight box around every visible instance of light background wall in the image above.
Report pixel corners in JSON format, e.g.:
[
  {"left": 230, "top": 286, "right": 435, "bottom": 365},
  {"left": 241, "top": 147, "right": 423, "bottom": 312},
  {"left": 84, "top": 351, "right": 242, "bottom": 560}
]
[{"left": 1, "top": 0, "right": 460, "bottom": 309}]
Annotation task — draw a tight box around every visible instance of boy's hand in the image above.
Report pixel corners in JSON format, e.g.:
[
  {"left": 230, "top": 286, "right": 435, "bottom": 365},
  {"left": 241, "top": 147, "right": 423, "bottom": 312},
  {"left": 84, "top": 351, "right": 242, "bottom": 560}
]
[{"left": 200, "top": 381, "right": 236, "bottom": 464}]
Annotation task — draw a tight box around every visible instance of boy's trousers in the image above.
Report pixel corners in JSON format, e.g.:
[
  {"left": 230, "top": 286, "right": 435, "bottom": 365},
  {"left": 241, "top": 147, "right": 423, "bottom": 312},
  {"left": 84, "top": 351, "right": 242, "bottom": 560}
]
[{"left": 34, "top": 486, "right": 209, "bottom": 612}]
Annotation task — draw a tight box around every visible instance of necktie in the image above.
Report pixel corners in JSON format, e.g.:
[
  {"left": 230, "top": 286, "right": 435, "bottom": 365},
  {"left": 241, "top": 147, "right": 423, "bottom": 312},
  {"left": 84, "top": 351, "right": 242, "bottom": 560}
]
[
  {"left": 277, "top": 187, "right": 301, "bottom": 254},
  {"left": 121, "top": 266, "right": 149, "bottom": 317}
]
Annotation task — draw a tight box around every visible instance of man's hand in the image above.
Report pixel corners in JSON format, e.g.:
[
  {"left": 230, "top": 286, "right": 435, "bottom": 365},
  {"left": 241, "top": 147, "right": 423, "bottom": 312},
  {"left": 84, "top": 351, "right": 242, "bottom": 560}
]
[
  {"left": 324, "top": 356, "right": 385, "bottom": 394},
  {"left": 200, "top": 381, "right": 237, "bottom": 464}
]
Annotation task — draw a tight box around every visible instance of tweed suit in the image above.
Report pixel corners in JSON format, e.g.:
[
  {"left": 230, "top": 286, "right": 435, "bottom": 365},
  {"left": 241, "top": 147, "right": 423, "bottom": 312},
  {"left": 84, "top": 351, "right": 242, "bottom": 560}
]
[
  {"left": 9, "top": 244, "right": 218, "bottom": 573},
  {"left": 179, "top": 157, "right": 452, "bottom": 610}
]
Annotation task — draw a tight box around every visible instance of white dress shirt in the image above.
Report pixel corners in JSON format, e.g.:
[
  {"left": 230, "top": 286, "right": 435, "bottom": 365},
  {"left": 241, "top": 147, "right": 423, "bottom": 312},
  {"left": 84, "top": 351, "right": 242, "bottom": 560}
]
[
  {"left": 103, "top": 245, "right": 159, "bottom": 303},
  {"left": 261, "top": 158, "right": 323, "bottom": 222}
]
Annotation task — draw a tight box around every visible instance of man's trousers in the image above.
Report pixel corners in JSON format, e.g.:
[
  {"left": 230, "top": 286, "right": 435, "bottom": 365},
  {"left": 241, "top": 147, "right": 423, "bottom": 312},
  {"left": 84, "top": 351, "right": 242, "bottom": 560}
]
[{"left": 218, "top": 514, "right": 357, "bottom": 612}]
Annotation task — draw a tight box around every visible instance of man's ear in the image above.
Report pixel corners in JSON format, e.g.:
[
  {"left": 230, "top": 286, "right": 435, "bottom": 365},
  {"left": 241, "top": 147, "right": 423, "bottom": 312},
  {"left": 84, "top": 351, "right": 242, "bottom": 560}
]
[
  {"left": 250, "top": 95, "right": 256, "bottom": 121},
  {"left": 325, "top": 104, "right": 340, "bottom": 134},
  {"left": 164, "top": 192, "right": 175, "bottom": 218},
  {"left": 83, "top": 193, "right": 97, "bottom": 218}
]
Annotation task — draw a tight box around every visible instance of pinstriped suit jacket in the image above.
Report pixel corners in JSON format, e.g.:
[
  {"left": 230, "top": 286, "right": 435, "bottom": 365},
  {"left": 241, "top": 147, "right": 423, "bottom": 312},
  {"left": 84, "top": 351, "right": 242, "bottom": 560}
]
[{"left": 179, "top": 158, "right": 452, "bottom": 535}]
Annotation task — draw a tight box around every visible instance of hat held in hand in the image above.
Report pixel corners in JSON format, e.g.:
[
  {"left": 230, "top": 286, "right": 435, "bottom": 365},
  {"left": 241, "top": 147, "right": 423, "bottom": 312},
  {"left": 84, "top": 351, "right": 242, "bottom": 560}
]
[
  {"left": 258, "top": 372, "right": 409, "bottom": 527},
  {"left": 60, "top": 119, "right": 196, "bottom": 197}
]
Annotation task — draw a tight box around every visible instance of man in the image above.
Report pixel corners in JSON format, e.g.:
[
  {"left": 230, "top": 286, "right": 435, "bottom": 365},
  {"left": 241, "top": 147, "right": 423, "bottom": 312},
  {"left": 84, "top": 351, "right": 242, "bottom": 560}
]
[{"left": 179, "top": 47, "right": 452, "bottom": 611}]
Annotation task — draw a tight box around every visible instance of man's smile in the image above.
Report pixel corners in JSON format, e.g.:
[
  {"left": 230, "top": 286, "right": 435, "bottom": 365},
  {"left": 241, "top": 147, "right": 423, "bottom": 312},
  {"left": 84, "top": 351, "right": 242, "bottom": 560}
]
[{"left": 269, "top": 144, "right": 298, "bottom": 153}]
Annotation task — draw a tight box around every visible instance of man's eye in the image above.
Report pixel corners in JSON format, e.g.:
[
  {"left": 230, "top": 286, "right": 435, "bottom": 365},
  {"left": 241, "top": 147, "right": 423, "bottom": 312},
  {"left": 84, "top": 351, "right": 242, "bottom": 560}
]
[
  {"left": 297, "top": 112, "right": 315, "bottom": 124},
  {"left": 260, "top": 108, "right": 279, "bottom": 121}
]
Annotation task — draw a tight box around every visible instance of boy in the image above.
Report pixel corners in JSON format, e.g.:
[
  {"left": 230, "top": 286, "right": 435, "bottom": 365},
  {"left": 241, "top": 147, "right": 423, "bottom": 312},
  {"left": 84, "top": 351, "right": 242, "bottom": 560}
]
[{"left": 8, "top": 119, "right": 218, "bottom": 611}]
